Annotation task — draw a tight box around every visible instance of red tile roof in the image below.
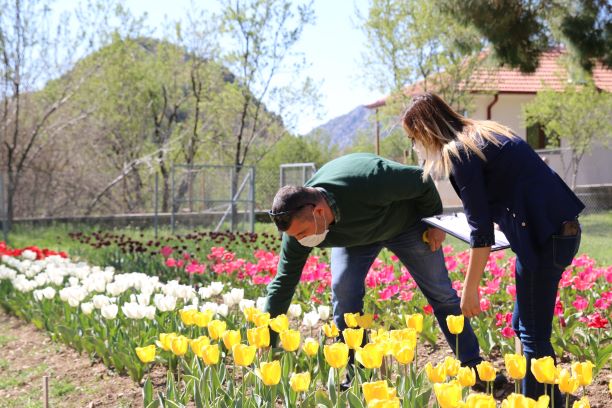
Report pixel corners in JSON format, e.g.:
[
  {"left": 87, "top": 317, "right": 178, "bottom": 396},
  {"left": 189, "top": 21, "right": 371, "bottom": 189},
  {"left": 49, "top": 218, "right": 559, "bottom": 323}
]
[
  {"left": 364, "top": 50, "right": 612, "bottom": 107},
  {"left": 469, "top": 50, "right": 612, "bottom": 93}
]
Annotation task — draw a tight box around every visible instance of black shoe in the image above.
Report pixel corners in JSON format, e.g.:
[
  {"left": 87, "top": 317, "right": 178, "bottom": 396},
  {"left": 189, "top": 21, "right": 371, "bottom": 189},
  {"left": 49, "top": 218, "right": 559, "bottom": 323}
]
[{"left": 471, "top": 370, "right": 508, "bottom": 394}]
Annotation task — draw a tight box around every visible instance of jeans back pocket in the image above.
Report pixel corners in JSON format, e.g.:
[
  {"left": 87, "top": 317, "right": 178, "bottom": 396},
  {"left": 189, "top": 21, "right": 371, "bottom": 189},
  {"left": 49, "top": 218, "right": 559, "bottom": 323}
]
[{"left": 552, "top": 233, "right": 581, "bottom": 269}]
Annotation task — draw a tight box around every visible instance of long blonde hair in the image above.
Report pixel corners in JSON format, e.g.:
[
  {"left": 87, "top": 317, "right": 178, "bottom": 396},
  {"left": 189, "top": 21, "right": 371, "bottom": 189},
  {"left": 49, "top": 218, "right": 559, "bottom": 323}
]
[{"left": 401, "top": 93, "right": 517, "bottom": 179}]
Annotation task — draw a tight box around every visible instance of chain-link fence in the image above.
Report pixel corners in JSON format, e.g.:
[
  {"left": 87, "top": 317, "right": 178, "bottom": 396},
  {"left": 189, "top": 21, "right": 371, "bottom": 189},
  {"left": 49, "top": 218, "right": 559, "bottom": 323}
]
[
  {"left": 170, "top": 164, "right": 255, "bottom": 233},
  {"left": 279, "top": 163, "right": 316, "bottom": 188}
]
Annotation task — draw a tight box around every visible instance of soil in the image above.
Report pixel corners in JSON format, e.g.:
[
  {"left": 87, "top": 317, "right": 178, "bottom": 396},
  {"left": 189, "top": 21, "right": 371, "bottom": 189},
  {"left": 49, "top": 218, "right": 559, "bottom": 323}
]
[{"left": 0, "top": 311, "right": 609, "bottom": 407}]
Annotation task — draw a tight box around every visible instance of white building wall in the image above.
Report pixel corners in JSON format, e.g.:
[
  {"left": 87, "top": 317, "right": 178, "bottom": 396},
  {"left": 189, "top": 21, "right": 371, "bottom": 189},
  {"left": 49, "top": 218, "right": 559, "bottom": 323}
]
[{"left": 438, "top": 92, "right": 612, "bottom": 209}]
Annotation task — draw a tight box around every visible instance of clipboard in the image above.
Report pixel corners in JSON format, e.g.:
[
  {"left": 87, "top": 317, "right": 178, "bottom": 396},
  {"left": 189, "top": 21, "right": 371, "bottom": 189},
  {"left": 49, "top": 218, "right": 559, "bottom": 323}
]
[{"left": 422, "top": 212, "right": 511, "bottom": 251}]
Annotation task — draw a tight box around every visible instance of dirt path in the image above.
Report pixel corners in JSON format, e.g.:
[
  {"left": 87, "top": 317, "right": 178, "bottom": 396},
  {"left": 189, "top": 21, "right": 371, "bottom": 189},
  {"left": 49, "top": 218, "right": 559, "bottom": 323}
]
[
  {"left": 0, "top": 311, "right": 142, "bottom": 408},
  {"left": 0, "top": 310, "right": 608, "bottom": 407}
]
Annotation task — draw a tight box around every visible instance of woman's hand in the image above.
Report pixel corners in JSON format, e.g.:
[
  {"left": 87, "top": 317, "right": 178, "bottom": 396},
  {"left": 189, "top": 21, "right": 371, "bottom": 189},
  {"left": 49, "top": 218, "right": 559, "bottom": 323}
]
[{"left": 460, "top": 287, "right": 482, "bottom": 318}]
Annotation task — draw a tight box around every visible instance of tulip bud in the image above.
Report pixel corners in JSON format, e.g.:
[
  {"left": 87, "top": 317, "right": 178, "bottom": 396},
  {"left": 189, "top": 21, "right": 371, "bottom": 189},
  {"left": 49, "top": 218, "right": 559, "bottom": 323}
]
[
  {"left": 257, "top": 361, "right": 281, "bottom": 386},
  {"left": 135, "top": 345, "right": 156, "bottom": 364},
  {"left": 531, "top": 356, "right": 556, "bottom": 384},
  {"left": 446, "top": 314, "right": 464, "bottom": 335},
  {"left": 504, "top": 353, "right": 527, "bottom": 380},
  {"left": 289, "top": 372, "right": 310, "bottom": 392},
  {"left": 302, "top": 337, "right": 319, "bottom": 357},
  {"left": 280, "top": 329, "right": 301, "bottom": 352},
  {"left": 233, "top": 344, "right": 256, "bottom": 366},
  {"left": 476, "top": 361, "right": 497, "bottom": 382},
  {"left": 343, "top": 328, "right": 364, "bottom": 349},
  {"left": 324, "top": 342, "right": 349, "bottom": 369},
  {"left": 355, "top": 343, "right": 384, "bottom": 369}
]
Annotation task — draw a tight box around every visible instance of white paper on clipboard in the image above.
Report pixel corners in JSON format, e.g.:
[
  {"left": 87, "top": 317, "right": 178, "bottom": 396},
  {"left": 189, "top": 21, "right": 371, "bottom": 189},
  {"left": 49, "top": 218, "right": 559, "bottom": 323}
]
[{"left": 422, "top": 212, "right": 511, "bottom": 251}]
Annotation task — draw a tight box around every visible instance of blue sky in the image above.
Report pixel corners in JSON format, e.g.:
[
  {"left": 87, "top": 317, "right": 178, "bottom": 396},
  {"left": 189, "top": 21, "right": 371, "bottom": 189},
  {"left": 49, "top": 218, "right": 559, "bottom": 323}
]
[{"left": 55, "top": 0, "right": 383, "bottom": 134}]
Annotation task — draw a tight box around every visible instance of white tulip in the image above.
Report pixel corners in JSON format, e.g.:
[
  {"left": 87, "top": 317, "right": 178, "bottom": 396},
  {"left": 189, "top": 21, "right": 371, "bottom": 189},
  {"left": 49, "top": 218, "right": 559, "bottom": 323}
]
[
  {"left": 317, "top": 305, "right": 331, "bottom": 321},
  {"left": 209, "top": 282, "right": 224, "bottom": 296},
  {"left": 239, "top": 299, "right": 255, "bottom": 312},
  {"left": 198, "top": 286, "right": 212, "bottom": 299},
  {"left": 92, "top": 294, "right": 110, "bottom": 309},
  {"left": 302, "top": 310, "right": 320, "bottom": 329},
  {"left": 101, "top": 304, "right": 118, "bottom": 319},
  {"left": 256, "top": 296, "right": 267, "bottom": 311},
  {"left": 216, "top": 303, "right": 229, "bottom": 317},
  {"left": 81, "top": 302, "right": 94, "bottom": 315},
  {"left": 42, "top": 287, "right": 56, "bottom": 300},
  {"left": 288, "top": 304, "right": 302, "bottom": 318}
]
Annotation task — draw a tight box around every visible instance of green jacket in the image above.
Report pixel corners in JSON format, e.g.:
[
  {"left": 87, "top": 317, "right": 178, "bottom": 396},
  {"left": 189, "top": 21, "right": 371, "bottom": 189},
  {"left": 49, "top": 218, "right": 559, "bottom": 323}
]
[{"left": 264, "top": 153, "right": 442, "bottom": 317}]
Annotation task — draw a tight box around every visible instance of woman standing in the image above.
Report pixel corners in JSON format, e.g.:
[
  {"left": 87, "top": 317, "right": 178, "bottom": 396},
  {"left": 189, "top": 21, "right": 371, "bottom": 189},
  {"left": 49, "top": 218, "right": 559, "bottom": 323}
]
[{"left": 401, "top": 93, "right": 584, "bottom": 405}]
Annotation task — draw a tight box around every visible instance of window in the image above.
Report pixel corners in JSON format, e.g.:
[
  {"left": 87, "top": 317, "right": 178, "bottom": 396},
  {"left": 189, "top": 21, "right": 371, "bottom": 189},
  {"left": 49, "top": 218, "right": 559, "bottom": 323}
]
[{"left": 526, "top": 123, "right": 547, "bottom": 150}]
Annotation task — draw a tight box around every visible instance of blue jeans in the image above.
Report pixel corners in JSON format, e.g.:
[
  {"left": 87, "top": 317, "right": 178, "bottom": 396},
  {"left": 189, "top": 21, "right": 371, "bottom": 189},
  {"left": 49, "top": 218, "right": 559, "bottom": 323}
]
[
  {"left": 512, "top": 229, "right": 581, "bottom": 406},
  {"left": 331, "top": 221, "right": 482, "bottom": 366}
]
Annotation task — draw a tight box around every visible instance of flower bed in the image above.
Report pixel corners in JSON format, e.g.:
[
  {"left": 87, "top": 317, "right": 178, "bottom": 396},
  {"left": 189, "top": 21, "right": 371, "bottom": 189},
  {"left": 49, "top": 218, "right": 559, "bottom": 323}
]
[{"left": 0, "top": 239, "right": 610, "bottom": 407}]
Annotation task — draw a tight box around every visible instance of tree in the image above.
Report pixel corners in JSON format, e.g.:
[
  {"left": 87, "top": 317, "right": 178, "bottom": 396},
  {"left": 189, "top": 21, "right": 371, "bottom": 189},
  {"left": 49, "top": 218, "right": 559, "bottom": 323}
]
[
  {"left": 217, "top": 0, "right": 318, "bottom": 228},
  {"left": 523, "top": 81, "right": 612, "bottom": 188},
  {"left": 0, "top": 0, "right": 94, "bottom": 226},
  {"left": 358, "top": 0, "right": 486, "bottom": 154},
  {"left": 437, "top": 0, "right": 611, "bottom": 73}
]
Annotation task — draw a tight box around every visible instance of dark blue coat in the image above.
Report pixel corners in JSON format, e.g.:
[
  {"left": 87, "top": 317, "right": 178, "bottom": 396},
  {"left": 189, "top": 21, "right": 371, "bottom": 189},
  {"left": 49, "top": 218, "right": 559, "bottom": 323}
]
[{"left": 449, "top": 134, "right": 584, "bottom": 269}]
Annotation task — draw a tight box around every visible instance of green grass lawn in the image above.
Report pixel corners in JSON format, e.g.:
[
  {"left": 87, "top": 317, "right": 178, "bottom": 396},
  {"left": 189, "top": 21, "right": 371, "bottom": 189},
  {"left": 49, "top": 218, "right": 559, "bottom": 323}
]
[{"left": 3, "top": 211, "right": 612, "bottom": 266}]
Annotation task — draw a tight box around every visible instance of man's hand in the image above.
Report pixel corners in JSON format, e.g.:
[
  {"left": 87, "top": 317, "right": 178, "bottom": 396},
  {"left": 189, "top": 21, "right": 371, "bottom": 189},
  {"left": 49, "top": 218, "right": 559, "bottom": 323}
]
[
  {"left": 460, "top": 287, "right": 482, "bottom": 318},
  {"left": 425, "top": 227, "right": 446, "bottom": 252}
]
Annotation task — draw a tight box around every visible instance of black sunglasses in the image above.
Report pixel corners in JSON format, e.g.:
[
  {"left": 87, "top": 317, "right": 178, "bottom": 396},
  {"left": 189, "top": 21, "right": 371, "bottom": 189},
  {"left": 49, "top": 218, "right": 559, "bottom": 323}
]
[{"left": 268, "top": 203, "right": 315, "bottom": 229}]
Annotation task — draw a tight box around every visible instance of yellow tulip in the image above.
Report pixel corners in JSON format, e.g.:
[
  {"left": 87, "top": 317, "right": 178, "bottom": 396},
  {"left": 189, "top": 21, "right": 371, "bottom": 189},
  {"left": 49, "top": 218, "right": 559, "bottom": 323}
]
[
  {"left": 444, "top": 356, "right": 461, "bottom": 377},
  {"left": 179, "top": 309, "right": 197, "bottom": 326},
  {"left": 289, "top": 372, "right": 310, "bottom": 392},
  {"left": 367, "top": 398, "right": 400, "bottom": 408},
  {"left": 135, "top": 345, "right": 156, "bottom": 363},
  {"left": 392, "top": 342, "right": 415, "bottom": 365},
  {"left": 504, "top": 353, "right": 527, "bottom": 380},
  {"left": 572, "top": 397, "right": 590, "bottom": 408},
  {"left": 190, "top": 336, "right": 211, "bottom": 357},
  {"left": 257, "top": 360, "right": 281, "bottom": 386},
  {"left": 370, "top": 328, "right": 389, "bottom": 343},
  {"left": 253, "top": 312, "right": 271, "bottom": 327},
  {"left": 201, "top": 344, "right": 220, "bottom": 365},
  {"left": 156, "top": 332, "right": 177, "bottom": 351},
  {"left": 324, "top": 342, "right": 349, "bottom": 369},
  {"left": 531, "top": 356, "right": 556, "bottom": 384},
  {"left": 233, "top": 343, "right": 256, "bottom": 366},
  {"left": 344, "top": 312, "right": 359, "bottom": 328},
  {"left": 558, "top": 368, "right": 579, "bottom": 395},
  {"left": 356, "top": 313, "right": 374, "bottom": 329},
  {"left": 322, "top": 322, "right": 340, "bottom": 338},
  {"left": 193, "top": 309, "right": 214, "bottom": 328},
  {"left": 404, "top": 313, "right": 423, "bottom": 333},
  {"left": 269, "top": 314, "right": 289, "bottom": 333},
  {"left": 376, "top": 338, "right": 395, "bottom": 356},
  {"left": 457, "top": 366, "right": 476, "bottom": 387},
  {"left": 222, "top": 330, "right": 241, "bottom": 352},
  {"left": 343, "top": 328, "right": 364, "bottom": 349},
  {"left": 476, "top": 361, "right": 497, "bottom": 382},
  {"left": 302, "top": 337, "right": 319, "bottom": 357},
  {"left": 433, "top": 380, "right": 463, "bottom": 408},
  {"left": 425, "top": 362, "right": 447, "bottom": 383},
  {"left": 571, "top": 361, "right": 594, "bottom": 386},
  {"left": 171, "top": 335, "right": 189, "bottom": 356},
  {"left": 501, "top": 393, "right": 549, "bottom": 408},
  {"left": 207, "top": 320, "right": 227, "bottom": 340},
  {"left": 355, "top": 343, "right": 384, "bottom": 369},
  {"left": 247, "top": 325, "right": 270, "bottom": 348},
  {"left": 361, "top": 380, "right": 396, "bottom": 403},
  {"left": 464, "top": 393, "right": 496, "bottom": 408},
  {"left": 243, "top": 306, "right": 260, "bottom": 323},
  {"left": 389, "top": 328, "right": 417, "bottom": 348},
  {"left": 280, "top": 329, "right": 301, "bottom": 352},
  {"left": 446, "top": 315, "right": 464, "bottom": 335}
]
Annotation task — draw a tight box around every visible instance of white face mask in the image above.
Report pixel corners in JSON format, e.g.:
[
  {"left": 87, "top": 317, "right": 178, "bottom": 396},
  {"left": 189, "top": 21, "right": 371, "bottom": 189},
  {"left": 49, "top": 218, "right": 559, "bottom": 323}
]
[{"left": 298, "top": 210, "right": 328, "bottom": 247}]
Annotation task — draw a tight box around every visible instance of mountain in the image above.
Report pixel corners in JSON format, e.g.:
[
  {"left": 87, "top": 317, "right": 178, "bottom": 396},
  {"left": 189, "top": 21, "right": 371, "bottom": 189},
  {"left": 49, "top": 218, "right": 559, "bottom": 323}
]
[{"left": 306, "top": 105, "right": 374, "bottom": 151}]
